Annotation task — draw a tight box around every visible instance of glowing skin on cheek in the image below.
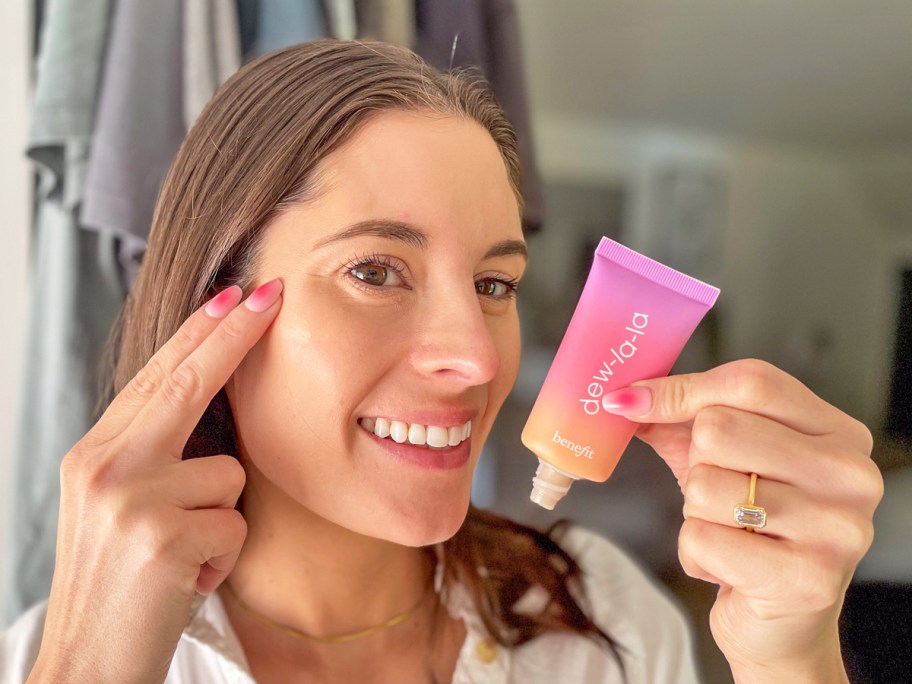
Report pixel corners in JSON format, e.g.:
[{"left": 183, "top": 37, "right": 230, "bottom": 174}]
[
  {"left": 286, "top": 325, "right": 313, "bottom": 345},
  {"left": 275, "top": 320, "right": 313, "bottom": 429}
]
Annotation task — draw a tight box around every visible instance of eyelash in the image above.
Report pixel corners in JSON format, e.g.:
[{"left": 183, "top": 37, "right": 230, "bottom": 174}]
[{"left": 343, "top": 253, "right": 520, "bottom": 300}]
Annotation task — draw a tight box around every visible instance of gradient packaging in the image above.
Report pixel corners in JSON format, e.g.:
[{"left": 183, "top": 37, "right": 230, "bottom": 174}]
[{"left": 523, "top": 237, "right": 720, "bottom": 509}]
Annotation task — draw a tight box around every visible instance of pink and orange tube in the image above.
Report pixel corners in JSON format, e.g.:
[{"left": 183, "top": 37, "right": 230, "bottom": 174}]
[{"left": 523, "top": 237, "right": 720, "bottom": 509}]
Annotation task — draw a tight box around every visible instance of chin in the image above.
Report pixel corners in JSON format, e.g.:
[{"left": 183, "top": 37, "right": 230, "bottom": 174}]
[{"left": 363, "top": 491, "right": 472, "bottom": 548}]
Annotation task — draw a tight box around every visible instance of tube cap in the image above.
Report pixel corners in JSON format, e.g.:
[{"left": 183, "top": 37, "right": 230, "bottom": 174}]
[{"left": 530, "top": 461, "right": 575, "bottom": 510}]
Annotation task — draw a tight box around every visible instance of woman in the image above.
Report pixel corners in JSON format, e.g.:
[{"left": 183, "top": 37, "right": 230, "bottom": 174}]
[{"left": 2, "top": 40, "right": 880, "bottom": 683}]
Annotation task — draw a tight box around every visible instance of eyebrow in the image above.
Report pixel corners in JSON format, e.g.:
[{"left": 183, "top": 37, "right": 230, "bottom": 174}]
[{"left": 313, "top": 219, "right": 528, "bottom": 261}]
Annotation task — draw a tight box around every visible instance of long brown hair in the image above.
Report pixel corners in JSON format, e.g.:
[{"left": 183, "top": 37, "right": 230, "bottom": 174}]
[{"left": 105, "top": 39, "right": 620, "bottom": 663}]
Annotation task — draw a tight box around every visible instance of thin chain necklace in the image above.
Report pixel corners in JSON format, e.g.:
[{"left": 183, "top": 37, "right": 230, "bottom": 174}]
[{"left": 221, "top": 578, "right": 434, "bottom": 644}]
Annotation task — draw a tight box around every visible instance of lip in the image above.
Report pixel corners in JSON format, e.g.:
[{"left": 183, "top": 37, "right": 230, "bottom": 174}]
[{"left": 360, "top": 426, "right": 472, "bottom": 471}]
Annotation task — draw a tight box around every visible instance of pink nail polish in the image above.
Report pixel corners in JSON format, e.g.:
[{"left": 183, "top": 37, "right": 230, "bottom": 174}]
[
  {"left": 204, "top": 286, "right": 243, "bottom": 318},
  {"left": 244, "top": 278, "right": 283, "bottom": 313},
  {"left": 601, "top": 387, "right": 653, "bottom": 417}
]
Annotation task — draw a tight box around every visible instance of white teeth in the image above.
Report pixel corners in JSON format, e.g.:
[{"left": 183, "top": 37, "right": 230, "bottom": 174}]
[
  {"left": 407, "top": 423, "right": 427, "bottom": 445},
  {"left": 390, "top": 421, "right": 408, "bottom": 443},
  {"left": 427, "top": 426, "right": 449, "bottom": 448},
  {"left": 447, "top": 426, "right": 462, "bottom": 446},
  {"left": 374, "top": 417, "right": 390, "bottom": 439},
  {"left": 361, "top": 417, "right": 473, "bottom": 448}
]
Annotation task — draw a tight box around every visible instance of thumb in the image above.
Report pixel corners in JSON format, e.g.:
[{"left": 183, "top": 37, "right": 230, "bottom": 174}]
[{"left": 600, "top": 373, "right": 700, "bottom": 423}]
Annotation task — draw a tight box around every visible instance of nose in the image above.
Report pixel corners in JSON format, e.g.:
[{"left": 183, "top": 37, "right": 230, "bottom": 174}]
[{"left": 407, "top": 284, "right": 501, "bottom": 388}]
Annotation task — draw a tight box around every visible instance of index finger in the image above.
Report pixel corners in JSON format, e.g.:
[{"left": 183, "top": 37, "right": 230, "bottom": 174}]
[
  {"left": 88, "top": 285, "right": 244, "bottom": 444},
  {"left": 90, "top": 281, "right": 281, "bottom": 447},
  {"left": 602, "top": 359, "right": 850, "bottom": 439},
  {"left": 131, "top": 278, "right": 284, "bottom": 456}
]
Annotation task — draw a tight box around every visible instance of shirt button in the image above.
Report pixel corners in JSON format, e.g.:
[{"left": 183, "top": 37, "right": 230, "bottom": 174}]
[{"left": 475, "top": 638, "right": 498, "bottom": 663}]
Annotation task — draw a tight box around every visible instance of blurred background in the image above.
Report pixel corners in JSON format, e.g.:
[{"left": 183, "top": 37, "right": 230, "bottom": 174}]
[{"left": 1, "top": 1, "right": 910, "bottom": 682}]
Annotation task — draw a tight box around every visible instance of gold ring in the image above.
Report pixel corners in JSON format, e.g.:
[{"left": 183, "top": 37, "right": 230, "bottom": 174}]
[{"left": 733, "top": 472, "right": 767, "bottom": 532}]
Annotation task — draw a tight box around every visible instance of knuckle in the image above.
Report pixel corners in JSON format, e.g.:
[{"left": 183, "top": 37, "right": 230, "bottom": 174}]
[
  {"left": 691, "top": 408, "right": 728, "bottom": 455},
  {"left": 217, "top": 316, "right": 246, "bottom": 342},
  {"left": 59, "top": 449, "right": 86, "bottom": 489},
  {"left": 795, "top": 552, "right": 843, "bottom": 612},
  {"left": 130, "top": 359, "right": 168, "bottom": 400},
  {"left": 210, "top": 455, "right": 246, "bottom": 496},
  {"left": 849, "top": 518, "right": 876, "bottom": 560},
  {"left": 108, "top": 487, "right": 145, "bottom": 537},
  {"left": 161, "top": 364, "right": 205, "bottom": 407},
  {"left": 131, "top": 510, "right": 179, "bottom": 562},
  {"left": 225, "top": 509, "right": 248, "bottom": 542},
  {"left": 663, "top": 377, "right": 691, "bottom": 418},
  {"left": 141, "top": 523, "right": 174, "bottom": 562},
  {"left": 682, "top": 464, "right": 714, "bottom": 513},
  {"left": 677, "top": 517, "right": 702, "bottom": 559},
  {"left": 853, "top": 419, "right": 874, "bottom": 456},
  {"left": 843, "top": 456, "right": 884, "bottom": 507},
  {"left": 828, "top": 508, "right": 873, "bottom": 559},
  {"left": 223, "top": 458, "right": 247, "bottom": 493},
  {"left": 730, "top": 359, "right": 776, "bottom": 407},
  {"left": 170, "top": 325, "right": 197, "bottom": 352},
  {"left": 866, "top": 461, "right": 885, "bottom": 507},
  {"left": 676, "top": 519, "right": 712, "bottom": 582},
  {"left": 61, "top": 442, "right": 124, "bottom": 495}
]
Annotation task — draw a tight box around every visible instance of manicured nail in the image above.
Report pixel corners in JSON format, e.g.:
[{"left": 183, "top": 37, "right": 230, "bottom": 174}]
[
  {"left": 601, "top": 387, "right": 653, "bottom": 417},
  {"left": 244, "top": 278, "right": 283, "bottom": 313},
  {"left": 204, "top": 285, "right": 243, "bottom": 318}
]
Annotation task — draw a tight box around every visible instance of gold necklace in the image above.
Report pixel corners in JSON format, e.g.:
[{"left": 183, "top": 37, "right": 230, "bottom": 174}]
[{"left": 221, "top": 579, "right": 434, "bottom": 644}]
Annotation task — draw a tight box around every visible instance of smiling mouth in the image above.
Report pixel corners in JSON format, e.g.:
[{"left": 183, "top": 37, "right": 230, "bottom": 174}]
[{"left": 357, "top": 417, "right": 472, "bottom": 449}]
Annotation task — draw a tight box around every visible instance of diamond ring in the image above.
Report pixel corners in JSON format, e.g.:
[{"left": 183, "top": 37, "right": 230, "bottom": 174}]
[{"left": 733, "top": 472, "right": 767, "bottom": 532}]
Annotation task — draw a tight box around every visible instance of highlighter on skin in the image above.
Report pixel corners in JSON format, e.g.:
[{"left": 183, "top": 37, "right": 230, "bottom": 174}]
[{"left": 523, "top": 238, "right": 720, "bottom": 509}]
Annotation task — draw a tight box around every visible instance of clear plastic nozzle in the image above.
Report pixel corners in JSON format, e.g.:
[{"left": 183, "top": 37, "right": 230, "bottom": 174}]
[{"left": 530, "top": 460, "right": 576, "bottom": 510}]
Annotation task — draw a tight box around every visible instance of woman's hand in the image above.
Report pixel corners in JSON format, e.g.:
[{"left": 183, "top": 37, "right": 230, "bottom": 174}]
[
  {"left": 603, "top": 359, "right": 882, "bottom": 684},
  {"left": 28, "top": 280, "right": 283, "bottom": 684}
]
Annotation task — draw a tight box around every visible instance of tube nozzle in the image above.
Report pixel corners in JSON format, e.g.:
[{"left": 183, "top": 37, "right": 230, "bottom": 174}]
[{"left": 530, "top": 461, "right": 575, "bottom": 510}]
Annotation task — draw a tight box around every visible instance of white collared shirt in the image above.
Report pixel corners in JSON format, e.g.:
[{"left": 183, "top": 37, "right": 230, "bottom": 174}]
[{"left": 1, "top": 527, "right": 701, "bottom": 683}]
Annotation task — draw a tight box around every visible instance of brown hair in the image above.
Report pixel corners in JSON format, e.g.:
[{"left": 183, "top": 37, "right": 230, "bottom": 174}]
[{"left": 105, "top": 39, "right": 620, "bottom": 663}]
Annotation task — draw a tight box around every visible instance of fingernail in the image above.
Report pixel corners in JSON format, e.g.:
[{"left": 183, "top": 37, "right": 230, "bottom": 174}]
[
  {"left": 244, "top": 278, "right": 283, "bottom": 313},
  {"left": 204, "top": 285, "right": 243, "bottom": 318},
  {"left": 601, "top": 387, "right": 652, "bottom": 417}
]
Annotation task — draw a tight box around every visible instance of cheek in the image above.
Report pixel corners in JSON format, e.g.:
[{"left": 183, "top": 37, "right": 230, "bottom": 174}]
[
  {"left": 491, "top": 312, "right": 521, "bottom": 396},
  {"left": 233, "top": 296, "right": 404, "bottom": 438}
]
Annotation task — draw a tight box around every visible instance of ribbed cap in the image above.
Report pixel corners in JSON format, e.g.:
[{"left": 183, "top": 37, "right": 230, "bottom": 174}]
[{"left": 530, "top": 461, "right": 575, "bottom": 510}]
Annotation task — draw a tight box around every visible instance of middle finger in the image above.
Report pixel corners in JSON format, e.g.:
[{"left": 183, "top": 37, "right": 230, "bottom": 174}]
[
  {"left": 129, "top": 279, "right": 284, "bottom": 457},
  {"left": 683, "top": 463, "right": 870, "bottom": 551},
  {"left": 688, "top": 406, "right": 845, "bottom": 493}
]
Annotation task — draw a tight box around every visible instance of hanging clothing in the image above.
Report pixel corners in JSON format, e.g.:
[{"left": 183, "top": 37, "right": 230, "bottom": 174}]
[
  {"left": 79, "top": 0, "right": 185, "bottom": 287},
  {"left": 354, "top": 0, "right": 415, "bottom": 48},
  {"left": 323, "top": 0, "right": 357, "bottom": 40},
  {"left": 5, "top": 0, "right": 124, "bottom": 624},
  {"left": 183, "top": 0, "right": 243, "bottom": 129},
  {"left": 239, "top": 0, "right": 328, "bottom": 60},
  {"left": 7, "top": 0, "right": 247, "bottom": 625},
  {"left": 415, "top": 0, "right": 544, "bottom": 234}
]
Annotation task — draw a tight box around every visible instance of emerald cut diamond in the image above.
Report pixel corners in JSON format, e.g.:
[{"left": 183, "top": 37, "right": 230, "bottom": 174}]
[{"left": 733, "top": 504, "right": 767, "bottom": 529}]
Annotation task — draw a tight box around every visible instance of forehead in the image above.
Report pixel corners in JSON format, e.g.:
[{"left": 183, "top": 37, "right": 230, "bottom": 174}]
[{"left": 262, "top": 110, "right": 523, "bottom": 255}]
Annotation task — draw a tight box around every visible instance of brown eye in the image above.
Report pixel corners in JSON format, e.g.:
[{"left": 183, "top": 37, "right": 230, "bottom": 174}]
[
  {"left": 351, "top": 264, "right": 388, "bottom": 286},
  {"left": 476, "top": 278, "right": 515, "bottom": 297},
  {"left": 476, "top": 279, "right": 497, "bottom": 296}
]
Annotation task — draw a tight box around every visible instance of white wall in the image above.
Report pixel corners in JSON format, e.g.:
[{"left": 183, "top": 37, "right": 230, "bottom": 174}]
[
  {"left": 0, "top": 0, "right": 32, "bottom": 623},
  {"left": 531, "top": 112, "right": 903, "bottom": 428}
]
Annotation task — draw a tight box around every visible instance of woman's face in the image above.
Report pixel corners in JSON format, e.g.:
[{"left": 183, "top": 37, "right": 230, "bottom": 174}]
[{"left": 227, "top": 111, "right": 526, "bottom": 546}]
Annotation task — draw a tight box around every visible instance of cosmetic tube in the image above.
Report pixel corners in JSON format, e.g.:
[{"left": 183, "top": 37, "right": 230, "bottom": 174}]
[{"left": 523, "top": 237, "right": 720, "bottom": 509}]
